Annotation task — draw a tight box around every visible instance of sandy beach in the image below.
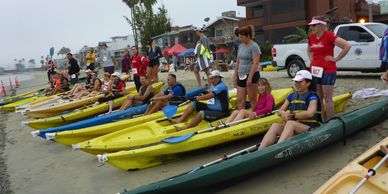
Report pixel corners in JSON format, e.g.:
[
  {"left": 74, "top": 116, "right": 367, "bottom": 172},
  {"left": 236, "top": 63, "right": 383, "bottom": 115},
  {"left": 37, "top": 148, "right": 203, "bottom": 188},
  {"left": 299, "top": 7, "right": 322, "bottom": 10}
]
[{"left": 1, "top": 69, "right": 387, "bottom": 194}]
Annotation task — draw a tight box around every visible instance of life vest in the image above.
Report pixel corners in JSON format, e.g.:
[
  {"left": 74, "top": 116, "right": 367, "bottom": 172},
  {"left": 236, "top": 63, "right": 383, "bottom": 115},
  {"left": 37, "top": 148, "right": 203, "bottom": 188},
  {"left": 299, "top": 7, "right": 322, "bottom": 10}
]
[
  {"left": 112, "top": 79, "right": 126, "bottom": 96},
  {"left": 139, "top": 84, "right": 154, "bottom": 103},
  {"left": 288, "top": 91, "right": 321, "bottom": 124},
  {"left": 60, "top": 76, "right": 69, "bottom": 91},
  {"left": 166, "top": 83, "right": 186, "bottom": 105}
]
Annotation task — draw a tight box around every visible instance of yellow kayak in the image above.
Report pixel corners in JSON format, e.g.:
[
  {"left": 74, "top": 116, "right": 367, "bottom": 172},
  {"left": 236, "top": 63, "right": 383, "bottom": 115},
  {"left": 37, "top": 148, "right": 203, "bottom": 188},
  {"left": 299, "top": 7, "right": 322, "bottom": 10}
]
[
  {"left": 314, "top": 136, "right": 388, "bottom": 194},
  {"left": 26, "top": 82, "right": 164, "bottom": 129},
  {"left": 74, "top": 88, "right": 293, "bottom": 154},
  {"left": 97, "top": 93, "right": 351, "bottom": 170},
  {"left": 23, "top": 83, "right": 136, "bottom": 119},
  {"left": 47, "top": 90, "right": 240, "bottom": 146}
]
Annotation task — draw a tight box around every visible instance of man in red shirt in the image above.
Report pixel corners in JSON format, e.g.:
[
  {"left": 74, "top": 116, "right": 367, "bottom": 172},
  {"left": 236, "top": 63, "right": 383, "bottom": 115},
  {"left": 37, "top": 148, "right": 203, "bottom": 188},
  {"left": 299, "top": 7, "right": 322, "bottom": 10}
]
[{"left": 307, "top": 16, "right": 350, "bottom": 121}]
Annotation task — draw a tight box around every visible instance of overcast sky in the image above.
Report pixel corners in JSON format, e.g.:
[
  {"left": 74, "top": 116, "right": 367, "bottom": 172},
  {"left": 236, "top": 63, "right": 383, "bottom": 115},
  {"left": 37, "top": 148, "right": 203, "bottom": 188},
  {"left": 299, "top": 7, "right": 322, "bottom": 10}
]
[{"left": 0, "top": 0, "right": 245, "bottom": 69}]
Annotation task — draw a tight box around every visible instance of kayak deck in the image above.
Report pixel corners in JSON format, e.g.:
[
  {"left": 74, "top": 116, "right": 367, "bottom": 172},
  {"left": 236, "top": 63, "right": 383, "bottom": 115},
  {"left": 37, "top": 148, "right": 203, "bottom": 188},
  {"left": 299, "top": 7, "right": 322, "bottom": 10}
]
[{"left": 315, "top": 136, "right": 388, "bottom": 194}]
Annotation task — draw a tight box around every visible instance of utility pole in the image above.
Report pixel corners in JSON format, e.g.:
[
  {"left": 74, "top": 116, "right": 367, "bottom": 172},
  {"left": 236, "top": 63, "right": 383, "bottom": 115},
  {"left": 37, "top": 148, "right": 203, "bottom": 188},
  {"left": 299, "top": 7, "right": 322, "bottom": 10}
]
[{"left": 367, "top": 0, "right": 374, "bottom": 22}]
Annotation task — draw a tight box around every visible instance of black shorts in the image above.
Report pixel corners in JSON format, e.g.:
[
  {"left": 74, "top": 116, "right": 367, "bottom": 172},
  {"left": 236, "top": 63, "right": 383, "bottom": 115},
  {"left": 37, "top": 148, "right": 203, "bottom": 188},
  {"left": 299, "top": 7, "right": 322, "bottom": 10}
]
[
  {"left": 87, "top": 63, "right": 95, "bottom": 71},
  {"left": 237, "top": 71, "right": 260, "bottom": 88},
  {"left": 148, "top": 60, "right": 159, "bottom": 67},
  {"left": 98, "top": 94, "right": 123, "bottom": 103},
  {"left": 193, "top": 101, "right": 228, "bottom": 121}
]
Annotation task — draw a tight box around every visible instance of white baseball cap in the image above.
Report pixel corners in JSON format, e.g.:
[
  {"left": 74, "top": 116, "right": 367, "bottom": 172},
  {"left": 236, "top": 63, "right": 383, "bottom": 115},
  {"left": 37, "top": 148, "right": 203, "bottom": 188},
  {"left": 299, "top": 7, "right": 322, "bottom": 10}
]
[
  {"left": 85, "top": 69, "right": 92, "bottom": 73},
  {"left": 111, "top": 72, "right": 121, "bottom": 77},
  {"left": 209, "top": 70, "right": 224, "bottom": 78},
  {"left": 292, "top": 70, "right": 312, "bottom": 81}
]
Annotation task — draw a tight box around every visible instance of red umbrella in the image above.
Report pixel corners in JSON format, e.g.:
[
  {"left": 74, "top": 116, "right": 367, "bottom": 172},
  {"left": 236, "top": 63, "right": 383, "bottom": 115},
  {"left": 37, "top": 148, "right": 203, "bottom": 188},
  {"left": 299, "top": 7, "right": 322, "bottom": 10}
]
[
  {"left": 168, "top": 44, "right": 187, "bottom": 56},
  {"left": 162, "top": 47, "right": 170, "bottom": 57},
  {"left": 214, "top": 47, "right": 230, "bottom": 54}
]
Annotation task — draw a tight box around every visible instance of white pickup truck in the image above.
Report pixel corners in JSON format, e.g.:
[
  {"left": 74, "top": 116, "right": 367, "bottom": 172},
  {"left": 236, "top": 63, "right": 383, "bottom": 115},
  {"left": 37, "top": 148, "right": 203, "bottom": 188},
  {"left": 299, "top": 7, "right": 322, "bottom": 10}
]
[{"left": 272, "top": 22, "right": 387, "bottom": 77}]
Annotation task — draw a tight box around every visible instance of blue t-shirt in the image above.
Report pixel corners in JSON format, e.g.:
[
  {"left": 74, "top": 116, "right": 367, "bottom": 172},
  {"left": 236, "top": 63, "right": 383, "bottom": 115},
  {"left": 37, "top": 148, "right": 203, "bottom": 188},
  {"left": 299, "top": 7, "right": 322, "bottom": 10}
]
[{"left": 207, "top": 81, "right": 229, "bottom": 111}]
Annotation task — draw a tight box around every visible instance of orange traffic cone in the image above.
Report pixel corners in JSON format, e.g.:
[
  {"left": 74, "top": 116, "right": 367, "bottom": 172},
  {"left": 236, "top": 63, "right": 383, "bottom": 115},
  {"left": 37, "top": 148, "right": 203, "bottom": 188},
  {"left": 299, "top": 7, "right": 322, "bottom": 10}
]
[
  {"left": 15, "top": 76, "right": 20, "bottom": 88},
  {"left": 1, "top": 80, "right": 6, "bottom": 96},
  {"left": 9, "top": 78, "right": 13, "bottom": 91}
]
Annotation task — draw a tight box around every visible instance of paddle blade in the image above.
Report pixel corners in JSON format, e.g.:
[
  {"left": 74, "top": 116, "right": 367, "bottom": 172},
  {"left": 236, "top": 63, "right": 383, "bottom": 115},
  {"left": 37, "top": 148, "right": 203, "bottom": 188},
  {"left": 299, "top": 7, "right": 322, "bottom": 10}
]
[
  {"left": 162, "top": 105, "right": 178, "bottom": 119},
  {"left": 163, "top": 133, "right": 195, "bottom": 143}
]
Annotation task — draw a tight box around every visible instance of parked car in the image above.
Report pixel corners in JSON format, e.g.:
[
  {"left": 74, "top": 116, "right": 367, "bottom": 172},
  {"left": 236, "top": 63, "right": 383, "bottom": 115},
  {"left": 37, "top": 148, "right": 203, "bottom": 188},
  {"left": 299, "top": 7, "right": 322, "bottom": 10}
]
[{"left": 272, "top": 22, "right": 388, "bottom": 77}]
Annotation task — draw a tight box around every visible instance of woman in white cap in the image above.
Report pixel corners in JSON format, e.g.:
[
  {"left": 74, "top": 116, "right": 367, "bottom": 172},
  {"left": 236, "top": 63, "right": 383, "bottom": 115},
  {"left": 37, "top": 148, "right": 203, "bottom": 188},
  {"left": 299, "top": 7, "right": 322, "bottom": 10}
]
[
  {"left": 95, "top": 72, "right": 126, "bottom": 113},
  {"left": 307, "top": 16, "right": 350, "bottom": 121},
  {"left": 258, "top": 70, "right": 321, "bottom": 150}
]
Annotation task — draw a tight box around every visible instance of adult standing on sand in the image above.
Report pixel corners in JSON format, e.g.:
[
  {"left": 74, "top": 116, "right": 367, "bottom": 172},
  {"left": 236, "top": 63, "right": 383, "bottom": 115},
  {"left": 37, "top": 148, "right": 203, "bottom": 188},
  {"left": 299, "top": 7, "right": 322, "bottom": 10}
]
[
  {"left": 307, "top": 16, "right": 350, "bottom": 121},
  {"left": 66, "top": 53, "right": 80, "bottom": 85},
  {"left": 85, "top": 48, "right": 96, "bottom": 71},
  {"left": 193, "top": 27, "right": 212, "bottom": 87},
  {"left": 99, "top": 43, "right": 116, "bottom": 74},
  {"left": 234, "top": 25, "right": 262, "bottom": 110},
  {"left": 379, "top": 26, "right": 388, "bottom": 84}
]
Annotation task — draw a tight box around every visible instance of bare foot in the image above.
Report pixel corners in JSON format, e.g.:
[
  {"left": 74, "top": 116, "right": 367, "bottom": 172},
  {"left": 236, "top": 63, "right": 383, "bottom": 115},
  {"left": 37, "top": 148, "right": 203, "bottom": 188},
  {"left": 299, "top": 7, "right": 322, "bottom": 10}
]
[
  {"left": 170, "top": 118, "right": 179, "bottom": 124},
  {"left": 174, "top": 125, "right": 183, "bottom": 131}
]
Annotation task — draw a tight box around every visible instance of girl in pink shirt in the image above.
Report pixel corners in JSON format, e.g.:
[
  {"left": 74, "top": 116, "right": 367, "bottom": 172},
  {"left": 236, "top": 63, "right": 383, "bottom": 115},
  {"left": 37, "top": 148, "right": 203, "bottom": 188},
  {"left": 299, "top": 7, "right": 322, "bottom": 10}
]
[{"left": 226, "top": 78, "right": 274, "bottom": 123}]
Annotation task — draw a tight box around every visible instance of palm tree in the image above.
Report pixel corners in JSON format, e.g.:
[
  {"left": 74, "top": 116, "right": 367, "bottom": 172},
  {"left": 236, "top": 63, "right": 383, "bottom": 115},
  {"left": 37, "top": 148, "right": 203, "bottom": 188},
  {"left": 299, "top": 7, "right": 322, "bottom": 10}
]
[{"left": 283, "top": 27, "right": 310, "bottom": 43}]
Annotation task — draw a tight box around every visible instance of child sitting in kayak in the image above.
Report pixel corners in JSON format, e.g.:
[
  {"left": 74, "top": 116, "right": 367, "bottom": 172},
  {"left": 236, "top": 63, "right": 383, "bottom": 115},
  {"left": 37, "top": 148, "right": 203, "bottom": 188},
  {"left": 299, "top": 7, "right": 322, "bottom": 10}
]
[
  {"left": 144, "top": 74, "right": 186, "bottom": 115},
  {"left": 118, "top": 74, "right": 154, "bottom": 111},
  {"left": 95, "top": 72, "right": 126, "bottom": 113},
  {"left": 225, "top": 78, "right": 274, "bottom": 123},
  {"left": 171, "top": 70, "right": 229, "bottom": 131},
  {"left": 258, "top": 70, "right": 321, "bottom": 150}
]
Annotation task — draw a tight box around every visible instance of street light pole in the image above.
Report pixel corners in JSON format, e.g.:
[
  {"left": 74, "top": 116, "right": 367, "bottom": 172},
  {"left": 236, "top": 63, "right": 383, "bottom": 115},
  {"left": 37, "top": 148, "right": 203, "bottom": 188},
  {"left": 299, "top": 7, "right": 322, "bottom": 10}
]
[{"left": 367, "top": 0, "right": 373, "bottom": 22}]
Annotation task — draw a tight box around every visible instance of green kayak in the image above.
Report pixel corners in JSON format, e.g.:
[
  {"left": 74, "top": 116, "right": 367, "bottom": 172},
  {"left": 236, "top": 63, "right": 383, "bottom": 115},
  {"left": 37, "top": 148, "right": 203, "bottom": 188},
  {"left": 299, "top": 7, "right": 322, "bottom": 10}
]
[{"left": 121, "top": 97, "right": 388, "bottom": 194}]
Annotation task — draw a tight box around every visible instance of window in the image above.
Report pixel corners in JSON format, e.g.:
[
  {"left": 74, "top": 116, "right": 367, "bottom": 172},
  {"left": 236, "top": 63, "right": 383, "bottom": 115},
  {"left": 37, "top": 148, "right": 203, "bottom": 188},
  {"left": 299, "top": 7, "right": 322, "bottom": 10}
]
[
  {"left": 253, "top": 5, "right": 263, "bottom": 17},
  {"left": 216, "top": 29, "right": 223, "bottom": 37},
  {"left": 337, "top": 26, "right": 374, "bottom": 42}
]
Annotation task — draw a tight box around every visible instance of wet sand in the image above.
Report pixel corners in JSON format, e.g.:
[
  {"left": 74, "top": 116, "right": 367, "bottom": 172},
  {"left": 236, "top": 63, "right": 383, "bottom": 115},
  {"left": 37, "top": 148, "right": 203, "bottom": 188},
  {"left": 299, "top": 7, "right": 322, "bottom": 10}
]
[{"left": 1, "top": 70, "right": 387, "bottom": 194}]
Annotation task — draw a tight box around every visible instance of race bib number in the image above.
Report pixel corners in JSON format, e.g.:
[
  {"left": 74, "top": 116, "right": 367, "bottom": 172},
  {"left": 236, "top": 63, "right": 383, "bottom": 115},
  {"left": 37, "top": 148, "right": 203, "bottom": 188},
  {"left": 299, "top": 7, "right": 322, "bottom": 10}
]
[
  {"left": 132, "top": 68, "right": 138, "bottom": 74},
  {"left": 207, "top": 98, "right": 215, "bottom": 104},
  {"left": 103, "top": 57, "right": 107, "bottom": 62},
  {"left": 71, "top": 74, "right": 76, "bottom": 79},
  {"left": 238, "top": 74, "right": 247, "bottom": 80},
  {"left": 311, "top": 66, "right": 323, "bottom": 78}
]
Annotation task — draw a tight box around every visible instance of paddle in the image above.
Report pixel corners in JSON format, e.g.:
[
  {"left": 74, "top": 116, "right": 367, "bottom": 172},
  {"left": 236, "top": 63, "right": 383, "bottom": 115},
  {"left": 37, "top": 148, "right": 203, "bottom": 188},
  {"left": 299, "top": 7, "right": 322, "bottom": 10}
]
[
  {"left": 349, "top": 152, "right": 388, "bottom": 194},
  {"left": 189, "top": 144, "right": 260, "bottom": 173},
  {"left": 163, "top": 110, "right": 278, "bottom": 144},
  {"left": 162, "top": 100, "right": 191, "bottom": 119}
]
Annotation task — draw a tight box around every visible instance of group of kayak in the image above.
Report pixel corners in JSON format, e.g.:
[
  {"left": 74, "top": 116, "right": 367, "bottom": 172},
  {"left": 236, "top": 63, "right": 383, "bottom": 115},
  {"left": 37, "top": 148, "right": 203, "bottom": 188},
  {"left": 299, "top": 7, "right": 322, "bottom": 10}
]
[{"left": 1, "top": 69, "right": 387, "bottom": 194}]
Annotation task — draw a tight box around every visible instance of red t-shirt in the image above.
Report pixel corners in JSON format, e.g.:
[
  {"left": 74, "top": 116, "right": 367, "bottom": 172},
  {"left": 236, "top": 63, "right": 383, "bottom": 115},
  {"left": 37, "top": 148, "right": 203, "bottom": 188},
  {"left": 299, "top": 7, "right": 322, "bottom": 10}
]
[
  {"left": 308, "top": 31, "right": 338, "bottom": 74},
  {"left": 131, "top": 54, "right": 148, "bottom": 76}
]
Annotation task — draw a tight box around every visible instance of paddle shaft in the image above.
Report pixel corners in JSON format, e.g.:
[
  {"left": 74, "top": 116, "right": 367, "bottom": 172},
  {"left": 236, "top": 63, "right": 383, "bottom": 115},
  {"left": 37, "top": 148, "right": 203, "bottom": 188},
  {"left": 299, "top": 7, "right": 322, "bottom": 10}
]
[
  {"left": 349, "top": 153, "right": 388, "bottom": 194},
  {"left": 190, "top": 144, "right": 259, "bottom": 173},
  {"left": 196, "top": 110, "right": 278, "bottom": 135}
]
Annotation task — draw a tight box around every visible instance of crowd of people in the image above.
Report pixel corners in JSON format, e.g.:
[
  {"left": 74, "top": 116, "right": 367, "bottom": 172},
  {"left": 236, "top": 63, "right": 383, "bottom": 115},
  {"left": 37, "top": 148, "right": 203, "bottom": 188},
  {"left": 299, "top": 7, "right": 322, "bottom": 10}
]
[{"left": 41, "top": 15, "right": 388, "bottom": 151}]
